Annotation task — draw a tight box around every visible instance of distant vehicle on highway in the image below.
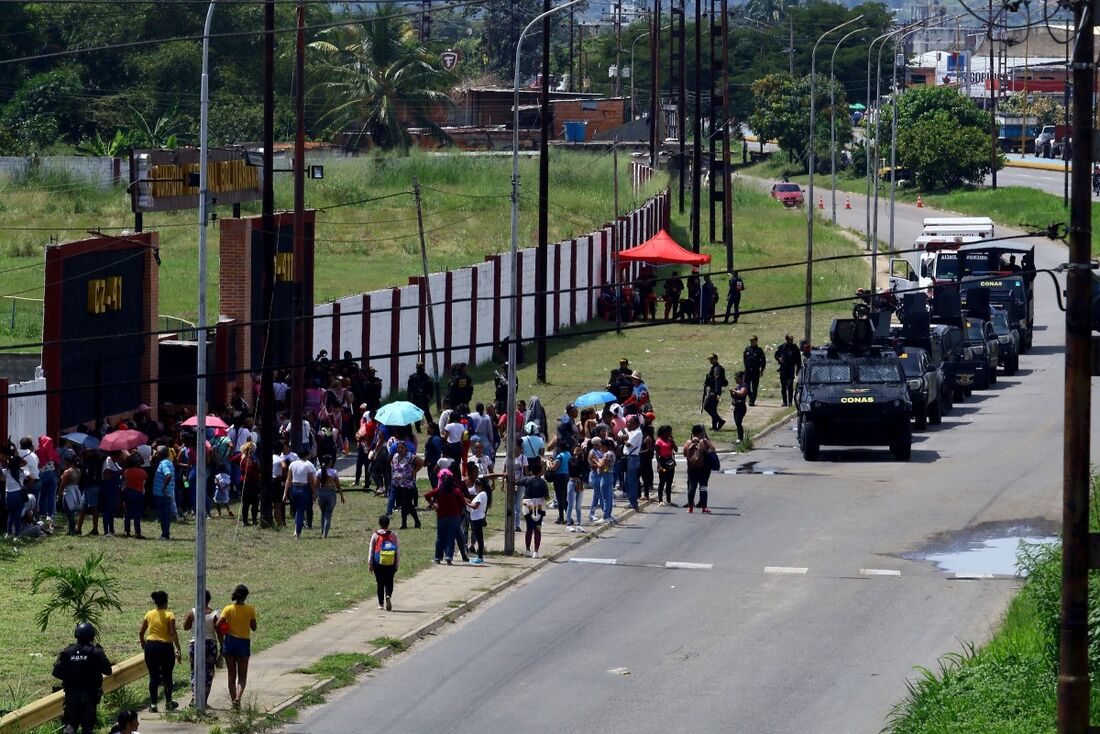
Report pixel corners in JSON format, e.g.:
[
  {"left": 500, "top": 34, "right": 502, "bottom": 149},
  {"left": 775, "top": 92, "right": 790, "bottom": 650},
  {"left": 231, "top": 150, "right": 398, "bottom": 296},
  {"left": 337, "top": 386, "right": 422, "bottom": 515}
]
[
  {"left": 770, "top": 182, "right": 804, "bottom": 208},
  {"left": 1034, "top": 124, "right": 1069, "bottom": 158}
]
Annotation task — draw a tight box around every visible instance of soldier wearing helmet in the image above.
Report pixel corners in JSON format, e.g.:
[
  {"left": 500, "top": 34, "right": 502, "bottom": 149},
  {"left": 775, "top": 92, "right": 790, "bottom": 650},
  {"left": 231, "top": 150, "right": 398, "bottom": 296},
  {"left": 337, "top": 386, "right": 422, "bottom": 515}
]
[{"left": 52, "top": 622, "right": 113, "bottom": 734}]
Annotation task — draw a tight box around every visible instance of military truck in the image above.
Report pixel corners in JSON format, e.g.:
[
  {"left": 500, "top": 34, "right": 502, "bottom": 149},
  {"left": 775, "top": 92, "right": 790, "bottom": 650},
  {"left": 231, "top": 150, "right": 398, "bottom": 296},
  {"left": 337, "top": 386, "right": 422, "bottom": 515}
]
[{"left": 796, "top": 318, "right": 913, "bottom": 461}]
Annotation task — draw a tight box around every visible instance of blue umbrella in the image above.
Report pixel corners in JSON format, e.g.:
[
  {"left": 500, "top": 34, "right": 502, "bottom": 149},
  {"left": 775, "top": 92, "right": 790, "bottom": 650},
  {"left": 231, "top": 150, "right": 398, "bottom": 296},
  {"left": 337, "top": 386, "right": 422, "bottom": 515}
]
[
  {"left": 374, "top": 400, "right": 425, "bottom": 426},
  {"left": 574, "top": 391, "right": 617, "bottom": 409},
  {"left": 62, "top": 432, "right": 100, "bottom": 449}
]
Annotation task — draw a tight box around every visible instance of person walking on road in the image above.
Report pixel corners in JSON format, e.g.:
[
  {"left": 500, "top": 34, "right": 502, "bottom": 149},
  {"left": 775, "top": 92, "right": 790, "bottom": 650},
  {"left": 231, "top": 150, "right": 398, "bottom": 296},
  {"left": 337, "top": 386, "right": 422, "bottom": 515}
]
[
  {"left": 655, "top": 425, "right": 678, "bottom": 506},
  {"left": 703, "top": 353, "right": 728, "bottom": 431},
  {"left": 139, "top": 590, "right": 181, "bottom": 713},
  {"left": 774, "top": 334, "right": 802, "bottom": 407},
  {"left": 730, "top": 372, "right": 750, "bottom": 443},
  {"left": 682, "top": 425, "right": 715, "bottom": 513},
  {"left": 724, "top": 271, "right": 744, "bottom": 323},
  {"left": 368, "top": 514, "right": 400, "bottom": 610},
  {"left": 742, "top": 335, "right": 767, "bottom": 406},
  {"left": 183, "top": 590, "right": 221, "bottom": 709},
  {"left": 220, "top": 584, "right": 257, "bottom": 710},
  {"left": 52, "top": 622, "right": 113, "bottom": 734}
]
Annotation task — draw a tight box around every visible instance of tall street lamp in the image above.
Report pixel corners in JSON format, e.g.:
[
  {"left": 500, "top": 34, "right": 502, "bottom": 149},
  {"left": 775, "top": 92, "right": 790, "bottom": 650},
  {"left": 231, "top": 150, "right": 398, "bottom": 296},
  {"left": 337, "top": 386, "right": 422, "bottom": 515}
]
[
  {"left": 804, "top": 13, "right": 863, "bottom": 345},
  {"left": 194, "top": 0, "right": 216, "bottom": 714},
  {"left": 830, "top": 25, "right": 867, "bottom": 224},
  {"left": 865, "top": 30, "right": 895, "bottom": 252},
  {"left": 508, "top": 0, "right": 583, "bottom": 555},
  {"left": 630, "top": 25, "right": 670, "bottom": 121}
]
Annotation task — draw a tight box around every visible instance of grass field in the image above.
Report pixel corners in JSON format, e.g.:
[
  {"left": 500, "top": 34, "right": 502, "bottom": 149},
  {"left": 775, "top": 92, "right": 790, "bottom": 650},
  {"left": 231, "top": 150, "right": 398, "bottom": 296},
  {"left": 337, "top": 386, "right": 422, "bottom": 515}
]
[
  {"left": 0, "top": 172, "right": 871, "bottom": 702},
  {"left": 0, "top": 150, "right": 660, "bottom": 348}
]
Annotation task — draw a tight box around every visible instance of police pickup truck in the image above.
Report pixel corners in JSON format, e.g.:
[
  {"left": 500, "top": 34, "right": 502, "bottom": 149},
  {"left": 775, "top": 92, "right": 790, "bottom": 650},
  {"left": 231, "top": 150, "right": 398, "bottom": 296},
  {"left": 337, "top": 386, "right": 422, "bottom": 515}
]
[{"left": 796, "top": 318, "right": 913, "bottom": 461}]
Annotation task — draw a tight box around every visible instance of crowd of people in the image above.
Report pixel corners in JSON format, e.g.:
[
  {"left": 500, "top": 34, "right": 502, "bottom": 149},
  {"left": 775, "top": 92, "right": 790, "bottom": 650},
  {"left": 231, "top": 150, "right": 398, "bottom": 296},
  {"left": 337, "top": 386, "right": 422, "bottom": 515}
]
[{"left": 597, "top": 267, "right": 746, "bottom": 325}]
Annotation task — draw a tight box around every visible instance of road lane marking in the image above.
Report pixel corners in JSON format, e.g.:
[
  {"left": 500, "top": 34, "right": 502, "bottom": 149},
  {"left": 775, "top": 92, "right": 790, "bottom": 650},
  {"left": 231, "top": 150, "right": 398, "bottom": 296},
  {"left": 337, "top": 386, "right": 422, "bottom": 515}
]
[
  {"left": 569, "top": 557, "right": 618, "bottom": 565},
  {"left": 860, "top": 569, "right": 902, "bottom": 577},
  {"left": 665, "top": 561, "right": 714, "bottom": 570},
  {"left": 764, "top": 566, "right": 809, "bottom": 575}
]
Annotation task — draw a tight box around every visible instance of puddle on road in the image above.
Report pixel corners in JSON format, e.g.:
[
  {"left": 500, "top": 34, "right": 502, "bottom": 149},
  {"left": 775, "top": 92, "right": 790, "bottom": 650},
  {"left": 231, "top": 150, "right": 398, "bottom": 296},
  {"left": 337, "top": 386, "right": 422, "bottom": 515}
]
[
  {"left": 723, "top": 460, "right": 788, "bottom": 476},
  {"left": 904, "top": 519, "right": 1060, "bottom": 577}
]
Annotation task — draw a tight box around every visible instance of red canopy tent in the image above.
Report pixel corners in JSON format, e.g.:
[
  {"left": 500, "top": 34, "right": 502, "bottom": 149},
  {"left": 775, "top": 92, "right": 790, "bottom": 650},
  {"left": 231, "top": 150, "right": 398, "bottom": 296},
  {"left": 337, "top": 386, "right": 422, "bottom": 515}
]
[{"left": 616, "top": 229, "right": 711, "bottom": 266}]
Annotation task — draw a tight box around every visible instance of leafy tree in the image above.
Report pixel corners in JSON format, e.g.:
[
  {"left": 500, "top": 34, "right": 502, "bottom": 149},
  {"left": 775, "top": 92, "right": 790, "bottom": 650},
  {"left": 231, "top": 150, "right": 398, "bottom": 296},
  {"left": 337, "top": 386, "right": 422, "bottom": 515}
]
[
  {"left": 892, "top": 85, "right": 999, "bottom": 190},
  {"left": 76, "top": 130, "right": 135, "bottom": 157},
  {"left": 30, "top": 553, "right": 122, "bottom": 634},
  {"left": 750, "top": 72, "right": 851, "bottom": 171},
  {"left": 897, "top": 110, "right": 994, "bottom": 190},
  {"left": 310, "top": 3, "right": 453, "bottom": 151},
  {"left": 1, "top": 68, "right": 86, "bottom": 151}
]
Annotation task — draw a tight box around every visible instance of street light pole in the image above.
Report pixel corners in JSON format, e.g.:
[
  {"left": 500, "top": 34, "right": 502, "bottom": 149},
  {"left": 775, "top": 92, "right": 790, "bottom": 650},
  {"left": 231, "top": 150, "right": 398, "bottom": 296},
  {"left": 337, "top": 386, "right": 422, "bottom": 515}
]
[
  {"left": 630, "top": 29, "right": 653, "bottom": 120},
  {"left": 830, "top": 26, "right": 866, "bottom": 224},
  {"left": 805, "top": 14, "right": 863, "bottom": 345},
  {"left": 865, "top": 30, "right": 894, "bottom": 253},
  {"left": 509, "top": 0, "right": 583, "bottom": 556},
  {"left": 194, "top": 0, "right": 216, "bottom": 715}
]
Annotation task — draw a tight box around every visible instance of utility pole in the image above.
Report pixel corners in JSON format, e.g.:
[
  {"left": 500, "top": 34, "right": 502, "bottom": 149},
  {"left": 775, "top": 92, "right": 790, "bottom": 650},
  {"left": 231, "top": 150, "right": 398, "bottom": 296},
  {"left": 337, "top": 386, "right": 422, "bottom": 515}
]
[
  {"left": 708, "top": 0, "right": 719, "bottom": 243},
  {"left": 569, "top": 5, "right": 575, "bottom": 91},
  {"left": 536, "top": 0, "right": 550, "bottom": 384},
  {"left": 988, "top": 0, "right": 997, "bottom": 189},
  {"left": 649, "top": 0, "right": 662, "bottom": 169},
  {"left": 677, "top": 0, "right": 686, "bottom": 214},
  {"left": 258, "top": 0, "right": 276, "bottom": 526},
  {"left": 615, "top": 0, "right": 623, "bottom": 97},
  {"left": 1056, "top": 0, "right": 1095, "bottom": 727},
  {"left": 413, "top": 177, "right": 442, "bottom": 407},
  {"left": 420, "top": 0, "right": 431, "bottom": 42},
  {"left": 290, "top": 0, "right": 306, "bottom": 462},
  {"left": 720, "top": 0, "right": 732, "bottom": 269},
  {"left": 787, "top": 14, "right": 795, "bottom": 76},
  {"left": 691, "top": 0, "right": 701, "bottom": 252}
]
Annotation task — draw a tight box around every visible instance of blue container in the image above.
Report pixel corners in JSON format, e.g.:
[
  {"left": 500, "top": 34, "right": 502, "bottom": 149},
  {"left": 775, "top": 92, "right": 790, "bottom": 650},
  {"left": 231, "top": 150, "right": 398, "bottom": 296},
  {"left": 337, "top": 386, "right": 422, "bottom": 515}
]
[{"left": 563, "top": 120, "right": 588, "bottom": 143}]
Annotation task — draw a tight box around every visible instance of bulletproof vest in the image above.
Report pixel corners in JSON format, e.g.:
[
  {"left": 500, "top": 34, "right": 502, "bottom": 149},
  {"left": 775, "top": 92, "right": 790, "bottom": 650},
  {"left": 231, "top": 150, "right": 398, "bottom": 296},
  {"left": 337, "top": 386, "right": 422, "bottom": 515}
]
[{"left": 56, "top": 644, "right": 107, "bottom": 692}]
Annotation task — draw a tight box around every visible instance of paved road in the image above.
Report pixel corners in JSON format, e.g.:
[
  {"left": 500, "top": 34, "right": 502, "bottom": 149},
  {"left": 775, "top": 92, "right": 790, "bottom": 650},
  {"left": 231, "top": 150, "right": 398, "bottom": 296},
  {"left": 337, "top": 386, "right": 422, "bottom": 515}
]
[
  {"left": 986, "top": 165, "right": 1071, "bottom": 197},
  {"left": 290, "top": 192, "right": 1096, "bottom": 734}
]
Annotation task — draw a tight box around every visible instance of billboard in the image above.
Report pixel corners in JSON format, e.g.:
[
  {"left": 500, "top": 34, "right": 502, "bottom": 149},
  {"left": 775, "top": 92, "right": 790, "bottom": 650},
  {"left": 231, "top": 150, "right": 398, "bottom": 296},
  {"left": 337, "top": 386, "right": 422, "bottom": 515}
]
[
  {"left": 43, "top": 232, "right": 159, "bottom": 435},
  {"left": 129, "top": 147, "right": 262, "bottom": 213}
]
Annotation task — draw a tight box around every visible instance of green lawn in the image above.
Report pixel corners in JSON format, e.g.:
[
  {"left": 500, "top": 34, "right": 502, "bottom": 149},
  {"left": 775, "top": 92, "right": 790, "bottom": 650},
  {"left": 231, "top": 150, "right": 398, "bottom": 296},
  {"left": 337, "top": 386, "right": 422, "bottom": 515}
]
[{"left": 0, "top": 150, "right": 662, "bottom": 348}]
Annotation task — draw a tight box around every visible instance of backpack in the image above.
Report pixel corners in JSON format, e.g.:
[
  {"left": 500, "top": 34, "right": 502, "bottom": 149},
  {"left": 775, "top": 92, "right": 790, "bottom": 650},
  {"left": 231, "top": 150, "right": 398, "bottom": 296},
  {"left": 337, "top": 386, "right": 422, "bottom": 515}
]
[
  {"left": 686, "top": 441, "right": 706, "bottom": 470},
  {"left": 373, "top": 532, "right": 397, "bottom": 567}
]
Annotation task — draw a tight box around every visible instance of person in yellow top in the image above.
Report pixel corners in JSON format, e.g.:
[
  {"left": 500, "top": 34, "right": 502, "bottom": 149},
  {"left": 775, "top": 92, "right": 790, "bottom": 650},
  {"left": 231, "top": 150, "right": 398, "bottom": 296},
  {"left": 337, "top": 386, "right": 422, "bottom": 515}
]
[
  {"left": 220, "top": 584, "right": 257, "bottom": 709},
  {"left": 138, "top": 590, "right": 181, "bottom": 713}
]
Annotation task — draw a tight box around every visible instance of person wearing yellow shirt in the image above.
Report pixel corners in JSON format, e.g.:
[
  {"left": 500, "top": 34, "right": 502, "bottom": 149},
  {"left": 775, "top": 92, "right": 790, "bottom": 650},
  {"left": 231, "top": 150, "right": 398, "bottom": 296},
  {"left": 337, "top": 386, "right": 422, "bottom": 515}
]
[
  {"left": 138, "top": 590, "right": 181, "bottom": 713},
  {"left": 219, "top": 584, "right": 257, "bottom": 709}
]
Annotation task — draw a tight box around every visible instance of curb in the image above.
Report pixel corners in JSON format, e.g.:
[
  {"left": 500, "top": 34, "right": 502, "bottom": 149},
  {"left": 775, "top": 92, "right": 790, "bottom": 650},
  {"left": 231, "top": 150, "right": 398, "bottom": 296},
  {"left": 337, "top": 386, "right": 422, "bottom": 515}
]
[
  {"left": 752, "top": 409, "right": 797, "bottom": 444},
  {"left": 262, "top": 501, "right": 650, "bottom": 724},
  {"left": 1004, "top": 158, "right": 1066, "bottom": 172}
]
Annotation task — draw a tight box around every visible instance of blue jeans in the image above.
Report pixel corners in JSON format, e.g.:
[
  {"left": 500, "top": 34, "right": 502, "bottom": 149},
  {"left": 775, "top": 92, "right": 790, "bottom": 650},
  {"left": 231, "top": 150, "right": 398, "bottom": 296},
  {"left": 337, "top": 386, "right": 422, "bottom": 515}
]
[
  {"left": 38, "top": 470, "right": 57, "bottom": 519},
  {"left": 600, "top": 473, "right": 615, "bottom": 518},
  {"left": 625, "top": 455, "right": 641, "bottom": 509},
  {"left": 155, "top": 494, "right": 173, "bottom": 539},
  {"left": 5, "top": 491, "right": 22, "bottom": 535},
  {"left": 290, "top": 485, "right": 310, "bottom": 536},
  {"left": 385, "top": 484, "right": 396, "bottom": 516},
  {"left": 317, "top": 489, "right": 337, "bottom": 538},
  {"left": 566, "top": 479, "right": 585, "bottom": 525},
  {"left": 435, "top": 515, "right": 461, "bottom": 562},
  {"left": 513, "top": 482, "right": 526, "bottom": 531},
  {"left": 123, "top": 488, "right": 143, "bottom": 536}
]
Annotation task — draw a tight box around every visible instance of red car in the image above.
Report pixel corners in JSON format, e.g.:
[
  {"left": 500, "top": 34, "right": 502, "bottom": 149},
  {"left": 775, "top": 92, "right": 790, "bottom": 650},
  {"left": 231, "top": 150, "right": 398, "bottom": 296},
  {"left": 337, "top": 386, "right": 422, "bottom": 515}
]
[{"left": 770, "top": 182, "right": 804, "bottom": 208}]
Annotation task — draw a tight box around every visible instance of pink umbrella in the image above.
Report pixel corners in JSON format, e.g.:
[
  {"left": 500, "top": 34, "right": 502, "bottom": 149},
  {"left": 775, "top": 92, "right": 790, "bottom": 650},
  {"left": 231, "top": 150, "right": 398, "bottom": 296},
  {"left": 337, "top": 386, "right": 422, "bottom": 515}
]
[
  {"left": 99, "top": 429, "right": 148, "bottom": 452},
  {"left": 181, "top": 415, "right": 229, "bottom": 429}
]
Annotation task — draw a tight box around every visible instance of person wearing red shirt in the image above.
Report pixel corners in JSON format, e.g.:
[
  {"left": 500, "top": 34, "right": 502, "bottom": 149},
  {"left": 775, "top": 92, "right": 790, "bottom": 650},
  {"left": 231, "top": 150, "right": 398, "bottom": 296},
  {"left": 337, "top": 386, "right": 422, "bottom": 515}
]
[{"left": 424, "top": 458, "right": 465, "bottom": 565}]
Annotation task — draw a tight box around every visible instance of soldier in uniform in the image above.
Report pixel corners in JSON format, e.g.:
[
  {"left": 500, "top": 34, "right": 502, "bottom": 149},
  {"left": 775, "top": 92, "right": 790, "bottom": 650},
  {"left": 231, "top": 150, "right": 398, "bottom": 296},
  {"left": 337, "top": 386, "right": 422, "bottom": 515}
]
[
  {"left": 361, "top": 365, "right": 383, "bottom": 414},
  {"left": 702, "top": 353, "right": 728, "bottom": 431},
  {"left": 446, "top": 363, "right": 474, "bottom": 408},
  {"left": 729, "top": 372, "right": 750, "bottom": 443},
  {"left": 724, "top": 271, "right": 744, "bottom": 324},
  {"left": 407, "top": 361, "right": 435, "bottom": 431},
  {"left": 742, "top": 335, "right": 767, "bottom": 406},
  {"left": 493, "top": 365, "right": 514, "bottom": 416},
  {"left": 52, "top": 622, "right": 113, "bottom": 734},
  {"left": 774, "top": 334, "right": 802, "bottom": 407}
]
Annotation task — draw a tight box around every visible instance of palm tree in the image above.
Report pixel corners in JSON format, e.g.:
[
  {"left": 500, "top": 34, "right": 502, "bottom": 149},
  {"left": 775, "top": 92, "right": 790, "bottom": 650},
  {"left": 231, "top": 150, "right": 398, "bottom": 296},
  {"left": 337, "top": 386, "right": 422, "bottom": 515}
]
[
  {"left": 310, "top": 3, "right": 452, "bottom": 151},
  {"left": 30, "top": 553, "right": 122, "bottom": 634}
]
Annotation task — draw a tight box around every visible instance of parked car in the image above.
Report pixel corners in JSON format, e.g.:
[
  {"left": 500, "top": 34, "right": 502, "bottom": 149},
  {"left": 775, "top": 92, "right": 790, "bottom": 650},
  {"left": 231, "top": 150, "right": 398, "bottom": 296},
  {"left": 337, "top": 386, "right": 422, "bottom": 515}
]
[
  {"left": 897, "top": 345, "right": 947, "bottom": 430},
  {"left": 962, "top": 317, "right": 1000, "bottom": 387},
  {"left": 770, "top": 182, "right": 804, "bottom": 208},
  {"left": 990, "top": 305, "right": 1020, "bottom": 376}
]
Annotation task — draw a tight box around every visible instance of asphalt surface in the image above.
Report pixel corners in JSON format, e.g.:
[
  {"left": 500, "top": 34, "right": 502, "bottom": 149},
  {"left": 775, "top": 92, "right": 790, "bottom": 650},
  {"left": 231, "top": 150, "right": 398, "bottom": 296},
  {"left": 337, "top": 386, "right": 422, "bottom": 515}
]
[
  {"left": 987, "top": 164, "right": 1071, "bottom": 197},
  {"left": 289, "top": 192, "right": 1097, "bottom": 734}
]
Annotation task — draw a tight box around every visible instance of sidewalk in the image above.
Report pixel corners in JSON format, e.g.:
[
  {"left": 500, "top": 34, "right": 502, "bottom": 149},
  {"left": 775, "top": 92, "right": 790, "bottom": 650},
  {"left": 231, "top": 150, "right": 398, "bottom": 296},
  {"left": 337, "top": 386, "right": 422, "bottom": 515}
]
[
  {"left": 1003, "top": 152, "right": 1068, "bottom": 172},
  {"left": 134, "top": 419, "right": 792, "bottom": 733}
]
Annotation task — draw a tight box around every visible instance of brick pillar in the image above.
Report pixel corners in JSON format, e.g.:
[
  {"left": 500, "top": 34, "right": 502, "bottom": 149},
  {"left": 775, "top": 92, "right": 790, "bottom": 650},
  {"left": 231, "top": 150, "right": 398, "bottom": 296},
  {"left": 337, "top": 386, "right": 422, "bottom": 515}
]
[
  {"left": 0, "top": 377, "right": 8, "bottom": 443},
  {"left": 569, "top": 239, "right": 578, "bottom": 327},
  {"left": 413, "top": 276, "right": 427, "bottom": 362},
  {"left": 515, "top": 250, "right": 524, "bottom": 340},
  {"left": 331, "top": 302, "right": 341, "bottom": 359},
  {"left": 487, "top": 255, "right": 501, "bottom": 350},
  {"left": 552, "top": 244, "right": 561, "bottom": 335},
  {"left": 468, "top": 268, "right": 479, "bottom": 364},
  {"left": 389, "top": 288, "right": 401, "bottom": 393},
  {"left": 361, "top": 293, "right": 372, "bottom": 367},
  {"left": 587, "top": 236, "right": 595, "bottom": 319},
  {"left": 443, "top": 271, "right": 453, "bottom": 371}
]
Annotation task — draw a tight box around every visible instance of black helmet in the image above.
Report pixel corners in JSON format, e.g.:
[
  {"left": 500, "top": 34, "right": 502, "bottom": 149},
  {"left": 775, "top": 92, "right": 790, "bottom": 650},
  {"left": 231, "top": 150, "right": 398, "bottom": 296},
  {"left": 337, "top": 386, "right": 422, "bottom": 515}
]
[{"left": 74, "top": 622, "right": 96, "bottom": 644}]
